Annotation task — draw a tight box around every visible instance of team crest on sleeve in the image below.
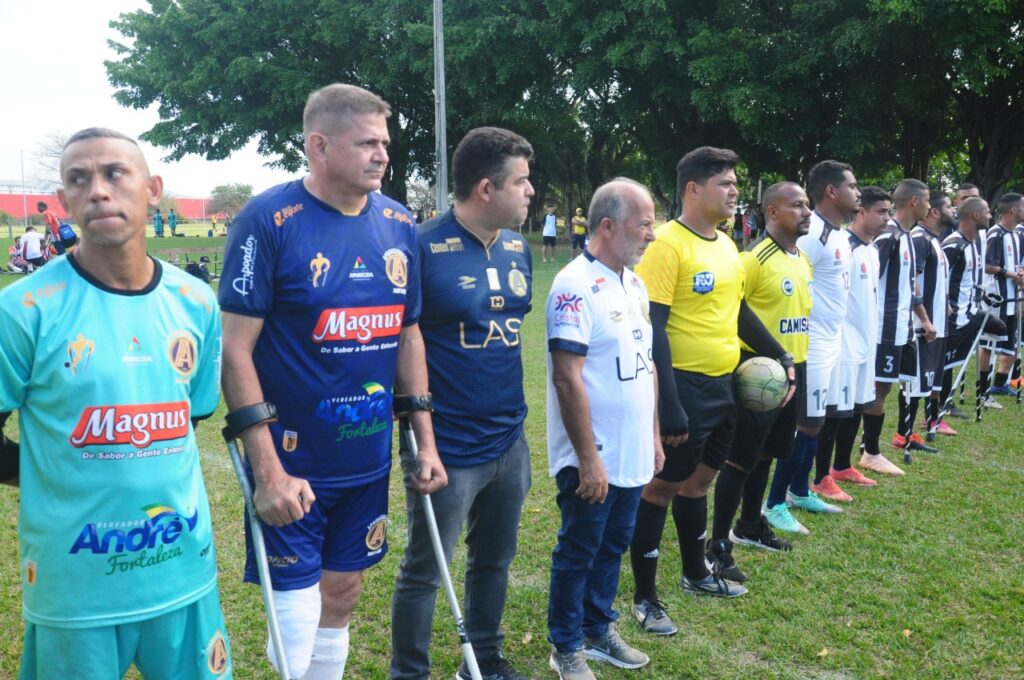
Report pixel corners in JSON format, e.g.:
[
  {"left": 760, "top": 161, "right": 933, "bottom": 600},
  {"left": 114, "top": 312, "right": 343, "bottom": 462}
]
[
  {"left": 282, "top": 430, "right": 298, "bottom": 452},
  {"left": 508, "top": 265, "right": 528, "bottom": 297},
  {"left": 383, "top": 248, "right": 409, "bottom": 287},
  {"left": 167, "top": 331, "right": 197, "bottom": 377},
  {"left": 693, "top": 271, "right": 715, "bottom": 294},
  {"left": 206, "top": 630, "right": 229, "bottom": 675},
  {"left": 309, "top": 252, "right": 332, "bottom": 287},
  {"left": 25, "top": 560, "right": 36, "bottom": 586},
  {"left": 366, "top": 515, "right": 388, "bottom": 554},
  {"left": 781, "top": 277, "right": 794, "bottom": 296},
  {"left": 65, "top": 333, "right": 96, "bottom": 375}
]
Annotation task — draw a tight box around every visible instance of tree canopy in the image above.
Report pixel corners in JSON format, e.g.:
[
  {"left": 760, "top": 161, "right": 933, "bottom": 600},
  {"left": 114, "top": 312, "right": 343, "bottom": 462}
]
[{"left": 107, "top": 0, "right": 1024, "bottom": 210}]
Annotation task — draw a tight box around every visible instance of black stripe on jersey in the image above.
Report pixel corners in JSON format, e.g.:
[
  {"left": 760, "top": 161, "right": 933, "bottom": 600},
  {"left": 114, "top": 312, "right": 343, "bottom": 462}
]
[
  {"left": 912, "top": 227, "right": 940, "bottom": 327},
  {"left": 943, "top": 234, "right": 971, "bottom": 323},
  {"left": 875, "top": 223, "right": 914, "bottom": 345},
  {"left": 756, "top": 239, "right": 782, "bottom": 264}
]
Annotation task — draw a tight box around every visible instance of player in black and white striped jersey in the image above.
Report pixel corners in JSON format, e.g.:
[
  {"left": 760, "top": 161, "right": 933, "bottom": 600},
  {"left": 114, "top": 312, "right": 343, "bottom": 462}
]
[{"left": 978, "top": 193, "right": 1024, "bottom": 401}]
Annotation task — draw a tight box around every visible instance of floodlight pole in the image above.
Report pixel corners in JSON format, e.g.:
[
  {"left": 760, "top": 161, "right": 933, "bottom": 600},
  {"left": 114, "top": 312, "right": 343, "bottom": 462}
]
[
  {"left": 433, "top": 0, "right": 449, "bottom": 212},
  {"left": 20, "top": 151, "right": 29, "bottom": 233}
]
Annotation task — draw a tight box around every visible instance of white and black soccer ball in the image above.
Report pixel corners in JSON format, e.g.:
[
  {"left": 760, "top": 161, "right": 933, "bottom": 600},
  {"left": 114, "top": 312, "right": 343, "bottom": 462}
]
[{"left": 735, "top": 357, "right": 788, "bottom": 412}]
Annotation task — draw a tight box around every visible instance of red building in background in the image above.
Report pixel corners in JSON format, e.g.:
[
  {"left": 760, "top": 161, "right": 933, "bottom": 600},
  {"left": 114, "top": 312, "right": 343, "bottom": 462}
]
[{"left": 0, "top": 193, "right": 215, "bottom": 221}]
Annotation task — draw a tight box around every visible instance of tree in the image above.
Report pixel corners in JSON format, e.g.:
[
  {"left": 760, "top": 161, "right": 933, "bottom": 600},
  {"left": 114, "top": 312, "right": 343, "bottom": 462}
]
[
  {"left": 31, "top": 132, "right": 68, "bottom": 191},
  {"left": 206, "top": 183, "right": 252, "bottom": 218}
]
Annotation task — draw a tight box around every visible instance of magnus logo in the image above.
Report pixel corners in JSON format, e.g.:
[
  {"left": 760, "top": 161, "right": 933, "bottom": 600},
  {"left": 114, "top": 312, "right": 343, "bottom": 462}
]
[
  {"left": 232, "top": 235, "right": 257, "bottom": 296},
  {"left": 70, "top": 402, "right": 190, "bottom": 448},
  {"left": 312, "top": 305, "right": 404, "bottom": 344},
  {"left": 69, "top": 504, "right": 199, "bottom": 576}
]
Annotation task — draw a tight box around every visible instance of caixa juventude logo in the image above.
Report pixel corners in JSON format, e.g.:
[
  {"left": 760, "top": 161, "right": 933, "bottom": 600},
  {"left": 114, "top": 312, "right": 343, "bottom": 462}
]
[
  {"left": 69, "top": 402, "right": 190, "bottom": 448},
  {"left": 70, "top": 504, "right": 200, "bottom": 576}
]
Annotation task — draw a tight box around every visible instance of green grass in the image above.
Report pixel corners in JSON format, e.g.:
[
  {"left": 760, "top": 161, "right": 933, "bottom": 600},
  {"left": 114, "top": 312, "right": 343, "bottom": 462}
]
[{"left": 1, "top": 238, "right": 1022, "bottom": 678}]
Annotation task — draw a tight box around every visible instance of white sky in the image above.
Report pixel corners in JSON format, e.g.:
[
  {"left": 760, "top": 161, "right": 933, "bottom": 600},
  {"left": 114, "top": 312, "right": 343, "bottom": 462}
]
[{"left": 0, "top": 0, "right": 301, "bottom": 197}]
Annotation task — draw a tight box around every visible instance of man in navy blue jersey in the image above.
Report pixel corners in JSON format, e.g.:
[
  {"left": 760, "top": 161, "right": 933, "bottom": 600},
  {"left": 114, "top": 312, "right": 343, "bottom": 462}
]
[
  {"left": 390, "top": 127, "right": 535, "bottom": 680},
  {"left": 219, "top": 83, "right": 445, "bottom": 680}
]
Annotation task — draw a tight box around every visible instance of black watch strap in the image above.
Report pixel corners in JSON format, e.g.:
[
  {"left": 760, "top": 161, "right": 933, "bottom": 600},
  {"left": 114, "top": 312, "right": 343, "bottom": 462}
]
[
  {"left": 223, "top": 402, "right": 279, "bottom": 441},
  {"left": 393, "top": 393, "right": 433, "bottom": 417}
]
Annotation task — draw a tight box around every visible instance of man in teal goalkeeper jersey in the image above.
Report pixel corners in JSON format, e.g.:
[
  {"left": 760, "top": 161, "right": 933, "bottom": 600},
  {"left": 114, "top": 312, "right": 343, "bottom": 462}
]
[{"left": 0, "top": 128, "right": 231, "bottom": 679}]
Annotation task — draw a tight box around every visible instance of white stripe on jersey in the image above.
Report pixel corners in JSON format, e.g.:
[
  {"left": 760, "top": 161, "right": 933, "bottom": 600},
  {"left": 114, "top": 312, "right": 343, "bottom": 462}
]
[
  {"left": 985, "top": 225, "right": 1020, "bottom": 315},
  {"left": 875, "top": 220, "right": 915, "bottom": 346},
  {"left": 911, "top": 225, "right": 949, "bottom": 338},
  {"left": 942, "top": 230, "right": 980, "bottom": 330},
  {"left": 797, "top": 211, "right": 851, "bottom": 344},
  {"left": 842, "top": 232, "right": 879, "bottom": 362}
]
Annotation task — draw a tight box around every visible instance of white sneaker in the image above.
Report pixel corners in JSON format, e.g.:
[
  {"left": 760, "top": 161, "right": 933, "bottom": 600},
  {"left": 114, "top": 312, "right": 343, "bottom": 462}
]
[{"left": 983, "top": 396, "right": 1004, "bottom": 410}]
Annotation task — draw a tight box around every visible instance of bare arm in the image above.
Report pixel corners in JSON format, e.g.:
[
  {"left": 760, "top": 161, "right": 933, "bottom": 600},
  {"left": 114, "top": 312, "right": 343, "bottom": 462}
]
[
  {"left": 551, "top": 349, "right": 607, "bottom": 503},
  {"left": 395, "top": 323, "right": 446, "bottom": 494},
  {"left": 221, "top": 311, "right": 315, "bottom": 526}
]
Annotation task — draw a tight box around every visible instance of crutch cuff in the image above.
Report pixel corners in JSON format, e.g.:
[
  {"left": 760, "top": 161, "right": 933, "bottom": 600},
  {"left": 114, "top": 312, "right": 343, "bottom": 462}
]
[{"left": 223, "top": 402, "right": 279, "bottom": 441}]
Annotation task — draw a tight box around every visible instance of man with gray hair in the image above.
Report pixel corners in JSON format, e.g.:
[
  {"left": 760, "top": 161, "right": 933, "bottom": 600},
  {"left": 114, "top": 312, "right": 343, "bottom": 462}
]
[
  {"left": 220, "top": 83, "right": 446, "bottom": 679},
  {"left": 545, "top": 178, "right": 663, "bottom": 680}
]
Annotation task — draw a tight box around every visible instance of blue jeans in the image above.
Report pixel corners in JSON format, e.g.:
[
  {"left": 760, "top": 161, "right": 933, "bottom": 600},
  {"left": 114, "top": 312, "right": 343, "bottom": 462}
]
[
  {"left": 390, "top": 434, "right": 531, "bottom": 679},
  {"left": 547, "top": 466, "right": 643, "bottom": 653}
]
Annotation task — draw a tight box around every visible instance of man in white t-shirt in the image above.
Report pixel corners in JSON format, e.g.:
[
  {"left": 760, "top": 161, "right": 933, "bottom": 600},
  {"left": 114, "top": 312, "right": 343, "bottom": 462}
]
[
  {"left": 545, "top": 178, "right": 664, "bottom": 680},
  {"left": 20, "top": 227, "right": 46, "bottom": 270},
  {"left": 542, "top": 205, "right": 558, "bottom": 263}
]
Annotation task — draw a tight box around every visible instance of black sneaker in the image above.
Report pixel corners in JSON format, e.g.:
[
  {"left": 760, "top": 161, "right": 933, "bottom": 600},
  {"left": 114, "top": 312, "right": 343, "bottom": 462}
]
[
  {"left": 730, "top": 517, "right": 793, "bottom": 552},
  {"left": 456, "top": 653, "right": 530, "bottom": 680},
  {"left": 705, "top": 538, "right": 748, "bottom": 583},
  {"left": 946, "top": 404, "right": 969, "bottom": 419}
]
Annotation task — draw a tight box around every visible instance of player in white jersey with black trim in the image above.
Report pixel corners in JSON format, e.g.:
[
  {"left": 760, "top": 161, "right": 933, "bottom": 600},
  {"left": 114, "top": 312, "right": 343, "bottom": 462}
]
[
  {"left": 860, "top": 179, "right": 935, "bottom": 474},
  {"left": 897, "top": 192, "right": 951, "bottom": 448},
  {"left": 767, "top": 161, "right": 856, "bottom": 517},
  {"left": 978, "top": 193, "right": 1024, "bottom": 401},
  {"left": 813, "top": 187, "right": 891, "bottom": 500}
]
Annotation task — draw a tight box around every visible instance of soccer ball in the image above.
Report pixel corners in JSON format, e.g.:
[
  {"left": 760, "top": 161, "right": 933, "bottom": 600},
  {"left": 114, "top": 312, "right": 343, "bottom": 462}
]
[{"left": 735, "top": 357, "right": 789, "bottom": 412}]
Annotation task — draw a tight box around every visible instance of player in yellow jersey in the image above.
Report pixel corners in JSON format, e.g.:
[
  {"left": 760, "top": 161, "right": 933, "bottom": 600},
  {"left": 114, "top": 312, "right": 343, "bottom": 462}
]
[
  {"left": 628, "top": 148, "right": 796, "bottom": 635},
  {"left": 706, "top": 183, "right": 813, "bottom": 584}
]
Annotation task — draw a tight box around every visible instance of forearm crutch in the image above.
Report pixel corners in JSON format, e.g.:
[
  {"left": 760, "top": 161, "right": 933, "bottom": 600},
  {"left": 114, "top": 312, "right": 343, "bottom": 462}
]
[
  {"left": 223, "top": 404, "right": 291, "bottom": 680},
  {"left": 940, "top": 307, "right": 992, "bottom": 421},
  {"left": 393, "top": 396, "right": 482, "bottom": 680}
]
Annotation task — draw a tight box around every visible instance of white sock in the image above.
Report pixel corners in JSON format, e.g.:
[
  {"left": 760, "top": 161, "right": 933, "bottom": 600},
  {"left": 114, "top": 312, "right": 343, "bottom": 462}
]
[
  {"left": 266, "top": 583, "right": 322, "bottom": 678},
  {"left": 301, "top": 626, "right": 349, "bottom": 680}
]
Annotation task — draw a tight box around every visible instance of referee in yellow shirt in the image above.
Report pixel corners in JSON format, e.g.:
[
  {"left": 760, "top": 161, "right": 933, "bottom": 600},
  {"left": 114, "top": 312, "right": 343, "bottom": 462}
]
[{"left": 628, "top": 148, "right": 796, "bottom": 635}]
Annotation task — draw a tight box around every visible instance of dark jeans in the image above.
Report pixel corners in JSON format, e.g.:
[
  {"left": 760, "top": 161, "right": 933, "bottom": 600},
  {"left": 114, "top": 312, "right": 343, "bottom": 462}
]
[
  {"left": 390, "top": 434, "right": 531, "bottom": 679},
  {"left": 547, "top": 466, "right": 643, "bottom": 653}
]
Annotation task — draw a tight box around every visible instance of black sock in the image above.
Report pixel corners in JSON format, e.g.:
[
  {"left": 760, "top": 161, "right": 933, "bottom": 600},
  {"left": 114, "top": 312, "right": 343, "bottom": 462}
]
[
  {"left": 834, "top": 413, "right": 862, "bottom": 470},
  {"left": 995, "top": 372, "right": 1009, "bottom": 387},
  {"left": 672, "top": 495, "right": 710, "bottom": 581},
  {"left": 979, "top": 369, "right": 991, "bottom": 396},
  {"left": 907, "top": 397, "right": 920, "bottom": 435},
  {"left": 630, "top": 499, "right": 667, "bottom": 602},
  {"left": 862, "top": 412, "right": 884, "bottom": 454},
  {"left": 927, "top": 397, "right": 939, "bottom": 423},
  {"left": 712, "top": 465, "right": 747, "bottom": 542},
  {"left": 740, "top": 458, "right": 773, "bottom": 525},
  {"left": 815, "top": 419, "right": 840, "bottom": 483},
  {"left": 897, "top": 388, "right": 911, "bottom": 437},
  {"left": 940, "top": 369, "right": 953, "bottom": 407}
]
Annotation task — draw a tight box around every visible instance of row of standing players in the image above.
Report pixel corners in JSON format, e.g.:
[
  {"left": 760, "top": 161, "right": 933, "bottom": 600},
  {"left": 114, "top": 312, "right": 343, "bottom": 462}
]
[{"left": 2, "top": 82, "right": 1020, "bottom": 680}]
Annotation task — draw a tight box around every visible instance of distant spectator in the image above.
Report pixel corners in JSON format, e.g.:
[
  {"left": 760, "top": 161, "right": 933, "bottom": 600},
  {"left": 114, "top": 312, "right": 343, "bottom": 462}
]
[
  {"left": 542, "top": 205, "right": 558, "bottom": 262},
  {"left": 153, "top": 208, "right": 164, "bottom": 237},
  {"left": 7, "top": 237, "right": 27, "bottom": 273},
  {"left": 732, "top": 208, "right": 744, "bottom": 247},
  {"left": 20, "top": 226, "right": 46, "bottom": 270},
  {"left": 37, "top": 201, "right": 64, "bottom": 254},
  {"left": 168, "top": 208, "right": 178, "bottom": 236},
  {"left": 570, "top": 207, "right": 588, "bottom": 258},
  {"left": 211, "top": 215, "right": 218, "bottom": 232}
]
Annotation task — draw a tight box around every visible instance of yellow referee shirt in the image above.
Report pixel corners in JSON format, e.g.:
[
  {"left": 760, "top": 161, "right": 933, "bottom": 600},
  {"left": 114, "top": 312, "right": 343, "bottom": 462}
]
[
  {"left": 740, "top": 237, "right": 813, "bottom": 363},
  {"left": 637, "top": 219, "right": 745, "bottom": 376}
]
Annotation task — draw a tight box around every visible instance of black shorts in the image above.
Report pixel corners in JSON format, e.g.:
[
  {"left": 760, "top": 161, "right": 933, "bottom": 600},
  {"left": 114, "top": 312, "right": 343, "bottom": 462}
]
[
  {"left": 910, "top": 337, "right": 945, "bottom": 395},
  {"left": 542, "top": 235, "right": 557, "bottom": 246},
  {"left": 26, "top": 256, "right": 45, "bottom": 268},
  {"left": 727, "top": 361, "right": 804, "bottom": 470},
  {"left": 943, "top": 313, "right": 1007, "bottom": 369},
  {"left": 572, "top": 234, "right": 586, "bottom": 248},
  {"left": 876, "top": 341, "right": 915, "bottom": 383},
  {"left": 981, "top": 313, "right": 1018, "bottom": 356},
  {"left": 658, "top": 370, "right": 737, "bottom": 482}
]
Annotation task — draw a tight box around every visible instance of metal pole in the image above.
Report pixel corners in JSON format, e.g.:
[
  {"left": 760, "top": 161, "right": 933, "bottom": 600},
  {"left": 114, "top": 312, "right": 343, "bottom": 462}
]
[
  {"left": 20, "top": 151, "right": 29, "bottom": 232},
  {"left": 433, "top": 0, "right": 449, "bottom": 212}
]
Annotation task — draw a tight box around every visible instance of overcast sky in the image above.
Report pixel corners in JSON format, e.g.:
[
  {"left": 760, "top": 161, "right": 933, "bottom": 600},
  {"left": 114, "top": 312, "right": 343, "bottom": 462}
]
[{"left": 0, "top": 0, "right": 301, "bottom": 198}]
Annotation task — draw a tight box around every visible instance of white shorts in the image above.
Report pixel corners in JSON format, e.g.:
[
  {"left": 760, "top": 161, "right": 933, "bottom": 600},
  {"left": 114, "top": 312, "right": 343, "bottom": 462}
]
[
  {"left": 803, "top": 343, "right": 842, "bottom": 422},
  {"left": 831, "top": 360, "right": 876, "bottom": 417}
]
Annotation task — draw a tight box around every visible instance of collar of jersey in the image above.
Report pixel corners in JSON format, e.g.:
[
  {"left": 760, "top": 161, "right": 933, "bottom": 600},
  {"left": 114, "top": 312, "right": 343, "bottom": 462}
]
[
  {"left": 582, "top": 248, "right": 628, "bottom": 284},
  {"left": 68, "top": 252, "right": 163, "bottom": 296},
  {"left": 672, "top": 218, "right": 718, "bottom": 242},
  {"left": 299, "top": 179, "right": 374, "bottom": 217}
]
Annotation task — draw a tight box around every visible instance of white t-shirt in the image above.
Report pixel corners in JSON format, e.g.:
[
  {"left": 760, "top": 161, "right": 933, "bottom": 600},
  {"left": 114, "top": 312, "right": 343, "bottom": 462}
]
[
  {"left": 798, "top": 211, "right": 851, "bottom": 349},
  {"left": 542, "top": 214, "right": 558, "bottom": 237},
  {"left": 842, "top": 232, "right": 879, "bottom": 364},
  {"left": 21, "top": 231, "right": 44, "bottom": 260},
  {"left": 545, "top": 252, "right": 655, "bottom": 488}
]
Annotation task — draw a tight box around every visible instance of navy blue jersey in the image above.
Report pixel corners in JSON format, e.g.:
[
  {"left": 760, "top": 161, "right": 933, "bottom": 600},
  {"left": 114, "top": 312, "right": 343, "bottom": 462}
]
[
  {"left": 219, "top": 181, "right": 421, "bottom": 487},
  {"left": 417, "top": 210, "right": 532, "bottom": 466}
]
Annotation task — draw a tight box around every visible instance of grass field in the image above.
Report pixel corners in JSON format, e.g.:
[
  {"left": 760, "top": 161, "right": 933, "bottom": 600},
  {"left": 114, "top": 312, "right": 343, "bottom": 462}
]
[{"left": 0, "top": 235, "right": 1022, "bottom": 679}]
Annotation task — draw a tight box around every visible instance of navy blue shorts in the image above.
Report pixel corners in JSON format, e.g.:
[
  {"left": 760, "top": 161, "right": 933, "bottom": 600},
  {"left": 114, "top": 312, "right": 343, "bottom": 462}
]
[{"left": 244, "top": 475, "right": 389, "bottom": 590}]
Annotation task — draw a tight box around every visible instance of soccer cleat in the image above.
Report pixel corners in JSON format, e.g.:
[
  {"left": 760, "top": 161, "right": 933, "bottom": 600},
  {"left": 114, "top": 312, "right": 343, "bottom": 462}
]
[
  {"left": 810, "top": 475, "right": 854, "bottom": 502},
  {"left": 830, "top": 465, "right": 877, "bottom": 487},
  {"left": 706, "top": 538, "right": 748, "bottom": 583},
  {"left": 632, "top": 598, "right": 678, "bottom": 636},
  {"left": 583, "top": 624, "right": 650, "bottom": 669},
  {"left": 680, "top": 573, "right": 748, "bottom": 598},
  {"left": 906, "top": 433, "right": 938, "bottom": 453},
  {"left": 988, "top": 384, "right": 1015, "bottom": 397},
  {"left": 982, "top": 396, "right": 1004, "bottom": 410},
  {"left": 859, "top": 451, "right": 905, "bottom": 476},
  {"left": 763, "top": 502, "right": 810, "bottom": 535},
  {"left": 1010, "top": 376, "right": 1024, "bottom": 389},
  {"left": 730, "top": 516, "right": 793, "bottom": 552},
  {"left": 787, "top": 490, "right": 843, "bottom": 514},
  {"left": 457, "top": 654, "right": 529, "bottom": 680},
  {"left": 891, "top": 432, "right": 908, "bottom": 449},
  {"left": 549, "top": 649, "right": 596, "bottom": 680},
  {"left": 945, "top": 404, "right": 969, "bottom": 419},
  {"left": 933, "top": 420, "right": 958, "bottom": 436}
]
